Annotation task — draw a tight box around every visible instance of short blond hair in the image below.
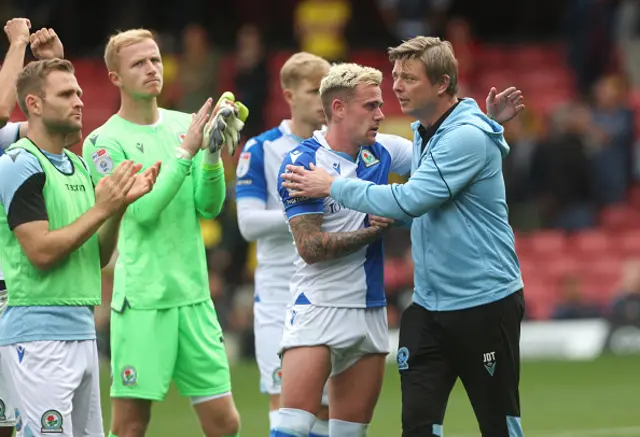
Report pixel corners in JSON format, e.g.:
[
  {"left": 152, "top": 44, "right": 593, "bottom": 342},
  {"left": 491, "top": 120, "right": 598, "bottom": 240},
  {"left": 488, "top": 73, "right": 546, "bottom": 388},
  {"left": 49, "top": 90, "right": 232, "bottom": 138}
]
[
  {"left": 104, "top": 29, "right": 156, "bottom": 72},
  {"left": 17, "top": 59, "right": 75, "bottom": 115},
  {"left": 319, "top": 63, "right": 383, "bottom": 121},
  {"left": 280, "top": 52, "right": 331, "bottom": 90},
  {"left": 388, "top": 36, "right": 458, "bottom": 95}
]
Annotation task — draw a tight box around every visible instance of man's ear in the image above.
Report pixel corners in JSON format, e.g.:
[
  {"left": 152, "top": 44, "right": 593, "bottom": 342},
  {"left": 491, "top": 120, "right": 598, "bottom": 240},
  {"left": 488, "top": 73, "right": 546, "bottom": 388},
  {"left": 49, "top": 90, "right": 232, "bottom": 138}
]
[
  {"left": 25, "top": 94, "right": 42, "bottom": 117},
  {"left": 108, "top": 71, "right": 122, "bottom": 88},
  {"left": 283, "top": 88, "right": 294, "bottom": 106},
  {"left": 437, "top": 75, "right": 451, "bottom": 96}
]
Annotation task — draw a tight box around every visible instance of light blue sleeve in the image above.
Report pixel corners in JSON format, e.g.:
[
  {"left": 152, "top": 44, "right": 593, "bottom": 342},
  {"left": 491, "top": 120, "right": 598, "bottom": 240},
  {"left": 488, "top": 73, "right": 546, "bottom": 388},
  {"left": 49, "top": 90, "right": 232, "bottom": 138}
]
[
  {"left": 0, "top": 122, "right": 20, "bottom": 154},
  {"left": 330, "top": 125, "right": 487, "bottom": 220},
  {"left": 0, "top": 149, "right": 43, "bottom": 214}
]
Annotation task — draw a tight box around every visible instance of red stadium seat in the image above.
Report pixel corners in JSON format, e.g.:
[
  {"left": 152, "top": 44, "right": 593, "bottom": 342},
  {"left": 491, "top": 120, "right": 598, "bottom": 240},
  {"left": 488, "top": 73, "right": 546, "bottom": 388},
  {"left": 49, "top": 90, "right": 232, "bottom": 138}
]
[
  {"left": 539, "top": 255, "right": 580, "bottom": 280},
  {"left": 628, "top": 184, "right": 640, "bottom": 210},
  {"left": 528, "top": 230, "right": 566, "bottom": 258},
  {"left": 600, "top": 204, "right": 640, "bottom": 231},
  {"left": 617, "top": 230, "right": 640, "bottom": 258},
  {"left": 568, "top": 230, "right": 613, "bottom": 261}
]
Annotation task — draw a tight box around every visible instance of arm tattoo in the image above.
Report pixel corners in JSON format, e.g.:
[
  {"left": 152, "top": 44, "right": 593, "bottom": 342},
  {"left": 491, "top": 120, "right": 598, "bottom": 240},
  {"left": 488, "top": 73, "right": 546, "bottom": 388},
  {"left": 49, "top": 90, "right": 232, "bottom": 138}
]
[{"left": 289, "top": 213, "right": 382, "bottom": 264}]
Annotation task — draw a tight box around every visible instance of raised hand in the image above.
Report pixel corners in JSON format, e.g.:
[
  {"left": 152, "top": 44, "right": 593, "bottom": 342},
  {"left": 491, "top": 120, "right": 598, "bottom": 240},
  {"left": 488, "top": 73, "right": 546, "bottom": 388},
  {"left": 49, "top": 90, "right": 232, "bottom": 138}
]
[
  {"left": 181, "top": 98, "right": 213, "bottom": 157},
  {"left": 94, "top": 161, "right": 140, "bottom": 216},
  {"left": 30, "top": 27, "right": 64, "bottom": 59},
  {"left": 486, "top": 86, "right": 525, "bottom": 124},
  {"left": 125, "top": 161, "right": 161, "bottom": 204},
  {"left": 4, "top": 18, "right": 30, "bottom": 47}
]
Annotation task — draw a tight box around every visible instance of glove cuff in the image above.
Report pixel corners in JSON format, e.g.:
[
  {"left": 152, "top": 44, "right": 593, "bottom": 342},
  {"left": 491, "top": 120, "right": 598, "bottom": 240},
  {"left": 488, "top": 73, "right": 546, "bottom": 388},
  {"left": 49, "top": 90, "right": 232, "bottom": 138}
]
[{"left": 204, "top": 148, "right": 221, "bottom": 166}]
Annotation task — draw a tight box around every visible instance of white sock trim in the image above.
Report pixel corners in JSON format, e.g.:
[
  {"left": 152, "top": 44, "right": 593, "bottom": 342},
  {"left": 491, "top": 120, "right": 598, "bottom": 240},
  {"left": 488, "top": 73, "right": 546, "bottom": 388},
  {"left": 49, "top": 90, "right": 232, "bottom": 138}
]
[
  {"left": 276, "top": 408, "right": 316, "bottom": 435},
  {"left": 269, "top": 410, "right": 280, "bottom": 430},
  {"left": 328, "top": 419, "right": 369, "bottom": 437}
]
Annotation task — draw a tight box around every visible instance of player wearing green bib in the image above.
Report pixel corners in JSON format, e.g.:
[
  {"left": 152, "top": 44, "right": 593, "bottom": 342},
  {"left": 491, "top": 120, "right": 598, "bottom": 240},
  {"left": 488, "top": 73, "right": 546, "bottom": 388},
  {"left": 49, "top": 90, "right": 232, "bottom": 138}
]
[
  {"left": 82, "top": 29, "right": 246, "bottom": 437},
  {"left": 0, "top": 58, "right": 158, "bottom": 437}
]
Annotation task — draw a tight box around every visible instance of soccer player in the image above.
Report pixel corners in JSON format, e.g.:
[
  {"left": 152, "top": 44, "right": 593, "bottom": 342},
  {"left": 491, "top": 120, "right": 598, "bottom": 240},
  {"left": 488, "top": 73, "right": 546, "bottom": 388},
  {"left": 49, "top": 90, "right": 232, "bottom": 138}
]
[
  {"left": 0, "top": 19, "right": 74, "bottom": 437},
  {"left": 280, "top": 37, "right": 526, "bottom": 437},
  {"left": 235, "top": 52, "right": 333, "bottom": 437},
  {"left": 0, "top": 58, "right": 157, "bottom": 437},
  {"left": 82, "top": 29, "right": 245, "bottom": 437},
  {"left": 272, "top": 63, "right": 412, "bottom": 437}
]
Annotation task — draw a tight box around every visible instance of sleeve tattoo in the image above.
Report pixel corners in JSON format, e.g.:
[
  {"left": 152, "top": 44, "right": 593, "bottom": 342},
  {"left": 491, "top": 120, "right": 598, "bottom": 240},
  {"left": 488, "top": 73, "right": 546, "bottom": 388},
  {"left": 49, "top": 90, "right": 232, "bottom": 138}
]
[{"left": 288, "top": 213, "right": 382, "bottom": 264}]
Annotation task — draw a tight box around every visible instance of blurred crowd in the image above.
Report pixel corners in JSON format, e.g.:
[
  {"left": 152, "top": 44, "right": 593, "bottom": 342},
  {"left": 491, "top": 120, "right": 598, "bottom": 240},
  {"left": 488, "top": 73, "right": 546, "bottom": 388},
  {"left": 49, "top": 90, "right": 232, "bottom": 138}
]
[{"left": 3, "top": 0, "right": 640, "bottom": 359}]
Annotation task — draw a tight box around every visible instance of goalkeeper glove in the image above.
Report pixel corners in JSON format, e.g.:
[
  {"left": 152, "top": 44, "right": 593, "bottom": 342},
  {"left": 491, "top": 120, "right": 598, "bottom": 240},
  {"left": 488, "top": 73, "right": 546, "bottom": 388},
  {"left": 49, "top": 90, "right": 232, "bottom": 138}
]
[{"left": 202, "top": 92, "right": 249, "bottom": 163}]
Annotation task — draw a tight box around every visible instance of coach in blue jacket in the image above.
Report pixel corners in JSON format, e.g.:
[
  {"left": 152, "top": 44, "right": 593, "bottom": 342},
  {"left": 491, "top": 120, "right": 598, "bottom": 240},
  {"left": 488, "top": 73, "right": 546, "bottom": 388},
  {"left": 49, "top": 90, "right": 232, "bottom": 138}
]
[{"left": 281, "top": 36, "right": 526, "bottom": 437}]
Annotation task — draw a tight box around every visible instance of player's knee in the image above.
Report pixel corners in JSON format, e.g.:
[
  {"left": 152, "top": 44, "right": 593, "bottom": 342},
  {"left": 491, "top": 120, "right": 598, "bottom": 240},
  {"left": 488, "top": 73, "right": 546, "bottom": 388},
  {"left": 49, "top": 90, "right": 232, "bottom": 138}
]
[{"left": 203, "top": 407, "right": 240, "bottom": 437}]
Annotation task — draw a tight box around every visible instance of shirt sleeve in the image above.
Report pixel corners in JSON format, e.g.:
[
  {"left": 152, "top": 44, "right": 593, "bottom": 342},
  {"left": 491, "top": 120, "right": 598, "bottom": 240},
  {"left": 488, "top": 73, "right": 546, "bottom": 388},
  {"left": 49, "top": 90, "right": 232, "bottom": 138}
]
[
  {"left": 192, "top": 152, "right": 226, "bottom": 220},
  {"left": 0, "top": 122, "right": 21, "bottom": 153},
  {"left": 82, "top": 133, "right": 192, "bottom": 225},
  {"left": 236, "top": 197, "right": 290, "bottom": 241},
  {"left": 330, "top": 125, "right": 487, "bottom": 220},
  {"left": 375, "top": 133, "right": 413, "bottom": 176},
  {"left": 235, "top": 138, "right": 268, "bottom": 202},
  {"left": 278, "top": 149, "right": 324, "bottom": 220},
  {"left": 0, "top": 149, "right": 48, "bottom": 230}
]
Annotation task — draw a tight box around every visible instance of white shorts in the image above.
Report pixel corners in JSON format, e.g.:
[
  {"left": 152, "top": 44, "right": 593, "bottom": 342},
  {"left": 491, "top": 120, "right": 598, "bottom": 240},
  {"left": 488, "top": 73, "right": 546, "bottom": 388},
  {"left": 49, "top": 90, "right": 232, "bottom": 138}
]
[
  {"left": 280, "top": 305, "right": 389, "bottom": 377},
  {"left": 254, "top": 301, "right": 329, "bottom": 405},
  {"left": 0, "top": 353, "right": 16, "bottom": 427},
  {"left": 0, "top": 340, "right": 104, "bottom": 437}
]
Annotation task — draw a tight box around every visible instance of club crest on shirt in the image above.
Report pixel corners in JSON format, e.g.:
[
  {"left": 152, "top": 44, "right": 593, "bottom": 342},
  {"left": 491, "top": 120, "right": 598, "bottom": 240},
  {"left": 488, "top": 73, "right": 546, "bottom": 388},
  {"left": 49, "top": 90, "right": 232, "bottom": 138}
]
[
  {"left": 40, "top": 409, "right": 63, "bottom": 433},
  {"left": 121, "top": 366, "right": 137, "bottom": 386},
  {"left": 90, "top": 148, "right": 113, "bottom": 175},
  {"left": 0, "top": 399, "right": 6, "bottom": 421},
  {"left": 236, "top": 152, "right": 251, "bottom": 178},
  {"left": 272, "top": 367, "right": 283, "bottom": 386},
  {"left": 360, "top": 148, "right": 379, "bottom": 167}
]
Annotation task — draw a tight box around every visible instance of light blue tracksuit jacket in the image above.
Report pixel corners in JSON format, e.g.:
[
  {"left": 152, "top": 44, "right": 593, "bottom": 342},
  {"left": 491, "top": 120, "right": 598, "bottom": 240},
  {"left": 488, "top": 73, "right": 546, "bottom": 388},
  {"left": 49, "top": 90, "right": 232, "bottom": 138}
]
[{"left": 330, "top": 98, "right": 523, "bottom": 311}]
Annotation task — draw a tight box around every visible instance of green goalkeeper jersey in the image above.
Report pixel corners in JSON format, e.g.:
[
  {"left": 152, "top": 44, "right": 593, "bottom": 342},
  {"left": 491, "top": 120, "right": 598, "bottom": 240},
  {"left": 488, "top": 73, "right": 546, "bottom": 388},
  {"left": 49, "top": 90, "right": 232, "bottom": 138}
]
[{"left": 82, "top": 109, "right": 226, "bottom": 310}]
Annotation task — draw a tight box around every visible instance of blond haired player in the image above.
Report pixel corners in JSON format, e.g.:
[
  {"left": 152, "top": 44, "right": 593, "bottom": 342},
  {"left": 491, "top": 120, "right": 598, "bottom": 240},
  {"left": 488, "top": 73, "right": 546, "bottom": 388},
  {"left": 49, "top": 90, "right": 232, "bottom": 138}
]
[
  {"left": 235, "top": 52, "right": 333, "bottom": 437},
  {"left": 82, "top": 29, "right": 246, "bottom": 437}
]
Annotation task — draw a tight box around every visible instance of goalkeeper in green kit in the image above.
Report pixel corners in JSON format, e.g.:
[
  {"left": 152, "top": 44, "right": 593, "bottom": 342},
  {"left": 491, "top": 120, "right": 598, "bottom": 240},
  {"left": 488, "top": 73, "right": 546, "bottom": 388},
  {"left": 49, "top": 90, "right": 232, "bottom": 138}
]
[{"left": 82, "top": 29, "right": 248, "bottom": 437}]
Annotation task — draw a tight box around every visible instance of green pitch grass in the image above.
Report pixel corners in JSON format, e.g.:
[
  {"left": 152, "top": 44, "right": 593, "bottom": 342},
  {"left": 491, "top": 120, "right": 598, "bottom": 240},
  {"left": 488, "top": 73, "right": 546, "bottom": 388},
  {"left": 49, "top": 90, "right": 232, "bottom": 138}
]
[{"left": 99, "top": 354, "right": 640, "bottom": 436}]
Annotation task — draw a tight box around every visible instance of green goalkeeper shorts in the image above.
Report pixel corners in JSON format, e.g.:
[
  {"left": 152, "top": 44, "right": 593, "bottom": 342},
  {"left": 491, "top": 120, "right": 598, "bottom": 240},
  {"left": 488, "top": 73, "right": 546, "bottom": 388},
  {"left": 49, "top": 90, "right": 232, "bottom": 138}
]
[{"left": 110, "top": 299, "right": 232, "bottom": 400}]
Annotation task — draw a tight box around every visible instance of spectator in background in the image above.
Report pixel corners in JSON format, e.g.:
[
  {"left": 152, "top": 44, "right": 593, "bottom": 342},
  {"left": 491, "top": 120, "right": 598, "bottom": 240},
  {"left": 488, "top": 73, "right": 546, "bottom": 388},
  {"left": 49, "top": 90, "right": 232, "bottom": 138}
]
[
  {"left": 532, "top": 102, "right": 596, "bottom": 231},
  {"left": 566, "top": 0, "right": 616, "bottom": 97},
  {"left": 445, "top": 17, "right": 479, "bottom": 93},
  {"left": 615, "top": 0, "right": 640, "bottom": 88},
  {"left": 551, "top": 274, "right": 601, "bottom": 320},
  {"left": 377, "top": 0, "right": 451, "bottom": 41},
  {"left": 589, "top": 75, "right": 635, "bottom": 206},
  {"left": 234, "top": 23, "right": 268, "bottom": 139},
  {"left": 170, "top": 22, "right": 221, "bottom": 113},
  {"left": 609, "top": 258, "right": 640, "bottom": 325},
  {"left": 294, "top": 0, "right": 351, "bottom": 62},
  {"left": 502, "top": 111, "right": 540, "bottom": 231}
]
